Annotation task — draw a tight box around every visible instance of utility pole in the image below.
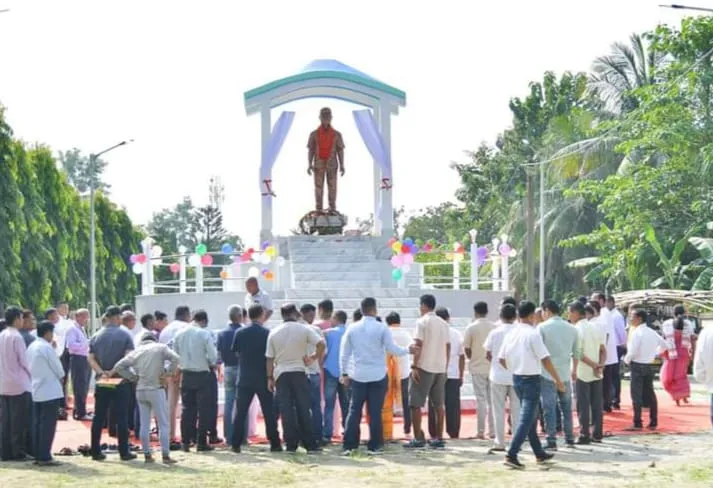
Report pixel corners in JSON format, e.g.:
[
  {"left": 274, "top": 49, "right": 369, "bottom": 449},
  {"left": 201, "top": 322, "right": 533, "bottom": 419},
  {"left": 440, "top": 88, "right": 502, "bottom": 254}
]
[{"left": 525, "top": 169, "right": 536, "bottom": 300}]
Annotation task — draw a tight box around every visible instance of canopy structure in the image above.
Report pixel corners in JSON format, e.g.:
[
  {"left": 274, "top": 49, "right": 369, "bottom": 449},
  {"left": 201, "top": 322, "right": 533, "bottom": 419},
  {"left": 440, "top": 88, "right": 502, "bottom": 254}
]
[
  {"left": 613, "top": 289, "right": 713, "bottom": 311},
  {"left": 244, "top": 59, "right": 406, "bottom": 242}
]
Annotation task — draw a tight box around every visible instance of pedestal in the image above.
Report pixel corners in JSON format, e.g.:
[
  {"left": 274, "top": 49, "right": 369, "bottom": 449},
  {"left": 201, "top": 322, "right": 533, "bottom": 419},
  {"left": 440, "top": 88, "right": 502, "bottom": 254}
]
[{"left": 297, "top": 210, "right": 348, "bottom": 235}]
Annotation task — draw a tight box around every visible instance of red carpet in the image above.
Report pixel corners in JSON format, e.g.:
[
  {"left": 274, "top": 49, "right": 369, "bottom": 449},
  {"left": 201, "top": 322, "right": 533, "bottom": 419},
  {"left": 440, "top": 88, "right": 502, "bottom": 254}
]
[{"left": 54, "top": 392, "right": 711, "bottom": 451}]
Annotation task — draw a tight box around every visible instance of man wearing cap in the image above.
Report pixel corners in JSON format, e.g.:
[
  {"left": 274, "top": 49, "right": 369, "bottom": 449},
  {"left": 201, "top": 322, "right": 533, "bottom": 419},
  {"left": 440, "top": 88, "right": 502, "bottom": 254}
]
[{"left": 307, "top": 107, "right": 345, "bottom": 212}]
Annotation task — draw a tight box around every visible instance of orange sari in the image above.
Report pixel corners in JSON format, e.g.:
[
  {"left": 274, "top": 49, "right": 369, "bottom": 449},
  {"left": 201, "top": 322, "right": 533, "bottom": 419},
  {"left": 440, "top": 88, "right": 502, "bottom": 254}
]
[{"left": 382, "top": 354, "right": 401, "bottom": 440}]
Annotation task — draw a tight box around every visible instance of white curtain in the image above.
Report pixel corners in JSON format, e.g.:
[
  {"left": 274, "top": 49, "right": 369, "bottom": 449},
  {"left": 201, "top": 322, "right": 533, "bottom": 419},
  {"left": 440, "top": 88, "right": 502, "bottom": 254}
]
[
  {"left": 260, "top": 111, "right": 295, "bottom": 195},
  {"left": 352, "top": 109, "right": 391, "bottom": 181}
]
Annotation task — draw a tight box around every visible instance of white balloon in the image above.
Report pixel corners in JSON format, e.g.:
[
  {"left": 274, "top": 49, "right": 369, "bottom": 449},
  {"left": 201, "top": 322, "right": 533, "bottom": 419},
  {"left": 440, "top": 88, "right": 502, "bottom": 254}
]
[
  {"left": 132, "top": 262, "right": 143, "bottom": 274},
  {"left": 248, "top": 267, "right": 260, "bottom": 278},
  {"left": 402, "top": 264, "right": 412, "bottom": 273},
  {"left": 188, "top": 254, "right": 201, "bottom": 267},
  {"left": 276, "top": 256, "right": 286, "bottom": 267},
  {"left": 508, "top": 249, "right": 518, "bottom": 258},
  {"left": 260, "top": 253, "right": 271, "bottom": 264},
  {"left": 151, "top": 245, "right": 163, "bottom": 258}
]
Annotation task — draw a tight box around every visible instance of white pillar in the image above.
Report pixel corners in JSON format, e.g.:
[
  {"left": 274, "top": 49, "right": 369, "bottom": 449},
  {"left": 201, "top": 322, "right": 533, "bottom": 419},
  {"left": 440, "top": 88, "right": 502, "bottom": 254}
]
[
  {"left": 452, "top": 256, "right": 460, "bottom": 290},
  {"left": 501, "top": 235, "right": 510, "bottom": 292},
  {"left": 491, "top": 254, "right": 501, "bottom": 291},
  {"left": 259, "top": 104, "right": 273, "bottom": 244},
  {"left": 141, "top": 238, "right": 152, "bottom": 295},
  {"left": 178, "top": 246, "right": 187, "bottom": 294},
  {"left": 379, "top": 100, "right": 394, "bottom": 236},
  {"left": 469, "top": 229, "right": 478, "bottom": 291},
  {"left": 195, "top": 263, "right": 204, "bottom": 293},
  {"left": 372, "top": 105, "right": 383, "bottom": 236}
]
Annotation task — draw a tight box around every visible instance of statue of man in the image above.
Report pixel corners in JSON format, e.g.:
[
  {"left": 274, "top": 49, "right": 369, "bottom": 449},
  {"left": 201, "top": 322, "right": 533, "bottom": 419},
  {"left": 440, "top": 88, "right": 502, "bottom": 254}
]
[{"left": 307, "top": 107, "right": 345, "bottom": 213}]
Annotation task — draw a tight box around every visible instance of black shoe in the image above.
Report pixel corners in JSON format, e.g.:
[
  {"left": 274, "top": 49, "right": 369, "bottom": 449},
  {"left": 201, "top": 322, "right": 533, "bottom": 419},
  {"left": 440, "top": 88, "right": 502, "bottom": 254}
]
[
  {"left": 181, "top": 444, "right": 191, "bottom": 453},
  {"left": 624, "top": 425, "right": 643, "bottom": 432},
  {"left": 169, "top": 441, "right": 182, "bottom": 451},
  {"left": 209, "top": 437, "right": 223, "bottom": 445},
  {"left": 592, "top": 437, "right": 603, "bottom": 443},
  {"left": 545, "top": 443, "right": 557, "bottom": 451},
  {"left": 231, "top": 446, "right": 241, "bottom": 454},
  {"left": 647, "top": 424, "right": 658, "bottom": 430},
  {"left": 91, "top": 452, "right": 107, "bottom": 461},
  {"left": 306, "top": 447, "right": 323, "bottom": 454},
  {"left": 576, "top": 436, "right": 591, "bottom": 445},
  {"left": 120, "top": 453, "right": 137, "bottom": 461},
  {"left": 565, "top": 441, "right": 576, "bottom": 449},
  {"left": 197, "top": 445, "right": 215, "bottom": 452},
  {"left": 403, "top": 439, "right": 427, "bottom": 449},
  {"left": 270, "top": 445, "right": 283, "bottom": 453},
  {"left": 504, "top": 456, "right": 525, "bottom": 470},
  {"left": 428, "top": 439, "right": 446, "bottom": 449},
  {"left": 537, "top": 453, "right": 555, "bottom": 464}
]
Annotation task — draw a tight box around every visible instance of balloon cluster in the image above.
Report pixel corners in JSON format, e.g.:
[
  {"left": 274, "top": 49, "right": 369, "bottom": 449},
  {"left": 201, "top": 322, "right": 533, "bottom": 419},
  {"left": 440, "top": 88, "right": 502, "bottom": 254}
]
[
  {"left": 444, "top": 242, "right": 467, "bottom": 264},
  {"left": 388, "top": 237, "right": 419, "bottom": 281},
  {"left": 238, "top": 241, "right": 283, "bottom": 282},
  {"left": 129, "top": 245, "right": 163, "bottom": 275}
]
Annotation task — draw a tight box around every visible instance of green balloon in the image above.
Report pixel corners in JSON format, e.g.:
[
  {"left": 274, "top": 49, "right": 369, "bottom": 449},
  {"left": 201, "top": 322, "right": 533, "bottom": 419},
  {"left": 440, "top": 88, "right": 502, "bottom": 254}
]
[
  {"left": 196, "top": 243, "right": 207, "bottom": 256},
  {"left": 392, "top": 268, "right": 403, "bottom": 281}
]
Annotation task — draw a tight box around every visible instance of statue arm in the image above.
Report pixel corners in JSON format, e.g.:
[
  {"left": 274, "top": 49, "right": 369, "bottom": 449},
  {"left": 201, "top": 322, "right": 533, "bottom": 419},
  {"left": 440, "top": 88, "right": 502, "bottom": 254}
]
[
  {"left": 336, "top": 132, "right": 345, "bottom": 173},
  {"left": 307, "top": 132, "right": 316, "bottom": 168}
]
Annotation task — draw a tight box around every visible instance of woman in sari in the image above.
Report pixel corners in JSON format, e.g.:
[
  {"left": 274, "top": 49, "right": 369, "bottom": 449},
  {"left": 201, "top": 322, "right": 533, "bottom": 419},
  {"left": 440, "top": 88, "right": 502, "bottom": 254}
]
[{"left": 660, "top": 305, "right": 696, "bottom": 406}]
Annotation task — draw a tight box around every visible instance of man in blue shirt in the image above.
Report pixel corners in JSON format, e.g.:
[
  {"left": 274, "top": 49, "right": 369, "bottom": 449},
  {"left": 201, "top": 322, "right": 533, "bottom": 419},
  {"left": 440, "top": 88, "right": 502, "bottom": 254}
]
[
  {"left": 322, "top": 310, "right": 349, "bottom": 444},
  {"left": 340, "top": 298, "right": 410, "bottom": 455},
  {"left": 231, "top": 305, "right": 282, "bottom": 453},
  {"left": 217, "top": 305, "right": 243, "bottom": 443}
]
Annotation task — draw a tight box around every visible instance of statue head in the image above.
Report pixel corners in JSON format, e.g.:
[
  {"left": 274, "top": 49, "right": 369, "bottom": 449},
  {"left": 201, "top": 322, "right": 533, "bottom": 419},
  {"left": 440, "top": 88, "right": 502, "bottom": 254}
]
[{"left": 319, "top": 107, "right": 332, "bottom": 128}]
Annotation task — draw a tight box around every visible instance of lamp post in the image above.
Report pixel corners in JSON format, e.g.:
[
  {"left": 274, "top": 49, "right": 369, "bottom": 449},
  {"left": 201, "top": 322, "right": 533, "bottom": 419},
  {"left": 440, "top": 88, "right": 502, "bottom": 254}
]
[
  {"left": 539, "top": 160, "right": 545, "bottom": 304},
  {"left": 659, "top": 4, "right": 713, "bottom": 13},
  {"left": 89, "top": 140, "right": 132, "bottom": 330}
]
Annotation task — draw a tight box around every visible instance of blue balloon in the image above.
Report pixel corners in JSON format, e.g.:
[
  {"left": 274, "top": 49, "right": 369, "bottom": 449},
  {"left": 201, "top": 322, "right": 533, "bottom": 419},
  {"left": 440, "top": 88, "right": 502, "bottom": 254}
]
[
  {"left": 221, "top": 243, "right": 234, "bottom": 254},
  {"left": 404, "top": 238, "right": 414, "bottom": 246},
  {"left": 410, "top": 244, "right": 419, "bottom": 254}
]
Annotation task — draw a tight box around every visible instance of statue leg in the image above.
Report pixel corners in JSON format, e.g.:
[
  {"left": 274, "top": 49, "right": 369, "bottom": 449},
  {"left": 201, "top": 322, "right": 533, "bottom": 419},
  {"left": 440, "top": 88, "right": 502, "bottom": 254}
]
[
  {"left": 326, "top": 161, "right": 338, "bottom": 212},
  {"left": 314, "top": 160, "right": 326, "bottom": 211}
]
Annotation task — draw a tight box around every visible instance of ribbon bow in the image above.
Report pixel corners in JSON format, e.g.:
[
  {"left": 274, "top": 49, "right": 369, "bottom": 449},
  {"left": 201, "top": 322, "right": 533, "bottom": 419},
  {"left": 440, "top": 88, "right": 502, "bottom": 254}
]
[
  {"left": 381, "top": 178, "right": 392, "bottom": 190},
  {"left": 261, "top": 179, "right": 276, "bottom": 197}
]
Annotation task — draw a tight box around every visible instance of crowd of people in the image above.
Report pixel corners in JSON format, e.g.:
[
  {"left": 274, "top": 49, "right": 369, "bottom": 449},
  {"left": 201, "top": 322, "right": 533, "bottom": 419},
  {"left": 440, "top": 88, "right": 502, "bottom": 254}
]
[{"left": 0, "top": 280, "right": 710, "bottom": 470}]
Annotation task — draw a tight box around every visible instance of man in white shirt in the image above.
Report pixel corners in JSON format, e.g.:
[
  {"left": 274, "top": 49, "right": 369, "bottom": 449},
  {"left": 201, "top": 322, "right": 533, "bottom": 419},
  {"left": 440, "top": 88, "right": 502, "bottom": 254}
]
[
  {"left": 385, "top": 313, "right": 413, "bottom": 436},
  {"left": 158, "top": 305, "right": 191, "bottom": 444},
  {"left": 245, "top": 277, "right": 273, "bottom": 321},
  {"left": 463, "top": 301, "right": 496, "bottom": 440},
  {"left": 591, "top": 293, "right": 618, "bottom": 412},
  {"left": 405, "top": 294, "right": 450, "bottom": 450},
  {"left": 27, "top": 320, "right": 66, "bottom": 466},
  {"left": 693, "top": 323, "right": 713, "bottom": 428},
  {"left": 499, "top": 301, "right": 563, "bottom": 470},
  {"left": 624, "top": 308, "right": 667, "bottom": 430},
  {"left": 426, "top": 307, "right": 464, "bottom": 439},
  {"left": 483, "top": 304, "right": 520, "bottom": 453},
  {"left": 47, "top": 306, "right": 72, "bottom": 420},
  {"left": 606, "top": 296, "right": 628, "bottom": 410}
]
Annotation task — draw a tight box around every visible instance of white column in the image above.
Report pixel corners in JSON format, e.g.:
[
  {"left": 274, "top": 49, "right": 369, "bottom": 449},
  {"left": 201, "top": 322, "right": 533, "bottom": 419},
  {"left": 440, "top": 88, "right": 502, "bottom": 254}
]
[
  {"left": 452, "top": 256, "right": 460, "bottom": 290},
  {"left": 372, "top": 105, "right": 383, "bottom": 236},
  {"left": 141, "top": 238, "right": 152, "bottom": 295},
  {"left": 259, "top": 104, "right": 273, "bottom": 244},
  {"left": 469, "top": 230, "right": 478, "bottom": 290},
  {"left": 195, "top": 263, "right": 204, "bottom": 293},
  {"left": 178, "top": 246, "right": 187, "bottom": 294},
  {"left": 379, "top": 100, "right": 393, "bottom": 236},
  {"left": 501, "top": 235, "right": 510, "bottom": 292}
]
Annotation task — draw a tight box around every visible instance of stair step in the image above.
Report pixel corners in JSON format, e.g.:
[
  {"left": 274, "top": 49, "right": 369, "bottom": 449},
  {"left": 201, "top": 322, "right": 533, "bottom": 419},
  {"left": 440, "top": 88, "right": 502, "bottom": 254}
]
[
  {"left": 290, "top": 250, "right": 376, "bottom": 259},
  {"left": 294, "top": 280, "right": 383, "bottom": 289},
  {"left": 285, "top": 288, "right": 411, "bottom": 299},
  {"left": 273, "top": 297, "right": 419, "bottom": 309},
  {"left": 292, "top": 271, "right": 381, "bottom": 281},
  {"left": 290, "top": 255, "right": 377, "bottom": 264},
  {"left": 291, "top": 262, "right": 381, "bottom": 273}
]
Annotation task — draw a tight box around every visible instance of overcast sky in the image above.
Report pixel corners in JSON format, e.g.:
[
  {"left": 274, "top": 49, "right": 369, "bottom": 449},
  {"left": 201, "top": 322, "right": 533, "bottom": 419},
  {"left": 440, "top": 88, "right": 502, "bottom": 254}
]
[{"left": 0, "top": 0, "right": 695, "bottom": 245}]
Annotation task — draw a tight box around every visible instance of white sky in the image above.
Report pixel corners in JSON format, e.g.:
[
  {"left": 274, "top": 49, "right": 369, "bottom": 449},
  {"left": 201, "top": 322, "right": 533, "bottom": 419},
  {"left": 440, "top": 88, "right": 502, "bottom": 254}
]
[{"left": 0, "top": 0, "right": 695, "bottom": 245}]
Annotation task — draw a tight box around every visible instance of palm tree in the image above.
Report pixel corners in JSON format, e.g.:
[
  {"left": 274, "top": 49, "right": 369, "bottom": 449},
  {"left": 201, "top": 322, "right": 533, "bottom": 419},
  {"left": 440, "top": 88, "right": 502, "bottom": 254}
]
[{"left": 588, "top": 33, "right": 661, "bottom": 114}]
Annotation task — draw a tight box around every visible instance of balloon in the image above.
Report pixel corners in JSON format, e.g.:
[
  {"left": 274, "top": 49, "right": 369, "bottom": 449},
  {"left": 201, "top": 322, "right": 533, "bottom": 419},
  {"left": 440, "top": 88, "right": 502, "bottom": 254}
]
[
  {"left": 509, "top": 249, "right": 518, "bottom": 258},
  {"left": 260, "top": 241, "right": 270, "bottom": 251},
  {"left": 136, "top": 253, "right": 147, "bottom": 264},
  {"left": 259, "top": 253, "right": 271, "bottom": 264},
  {"left": 445, "top": 252, "right": 453, "bottom": 260},
  {"left": 151, "top": 245, "right": 163, "bottom": 258},
  {"left": 390, "top": 255, "right": 404, "bottom": 267},
  {"left": 387, "top": 237, "right": 397, "bottom": 247},
  {"left": 169, "top": 263, "right": 180, "bottom": 273},
  {"left": 265, "top": 246, "right": 276, "bottom": 257},
  {"left": 409, "top": 244, "right": 419, "bottom": 254},
  {"left": 453, "top": 253, "right": 464, "bottom": 263},
  {"left": 400, "top": 243, "right": 410, "bottom": 254},
  {"left": 415, "top": 239, "right": 424, "bottom": 247},
  {"left": 129, "top": 254, "right": 138, "bottom": 264},
  {"left": 455, "top": 244, "right": 466, "bottom": 254},
  {"left": 499, "top": 244, "right": 512, "bottom": 256},
  {"left": 423, "top": 243, "right": 433, "bottom": 252},
  {"left": 132, "top": 262, "right": 143, "bottom": 274},
  {"left": 195, "top": 243, "right": 207, "bottom": 256},
  {"left": 264, "top": 271, "right": 275, "bottom": 281},
  {"left": 221, "top": 243, "right": 234, "bottom": 254},
  {"left": 201, "top": 254, "right": 213, "bottom": 266},
  {"left": 276, "top": 256, "right": 286, "bottom": 267},
  {"left": 477, "top": 246, "right": 489, "bottom": 260},
  {"left": 246, "top": 247, "right": 255, "bottom": 254},
  {"left": 402, "top": 264, "right": 412, "bottom": 273},
  {"left": 261, "top": 268, "right": 269, "bottom": 277},
  {"left": 391, "top": 241, "right": 402, "bottom": 253},
  {"left": 219, "top": 270, "right": 228, "bottom": 279},
  {"left": 240, "top": 253, "right": 251, "bottom": 263},
  {"left": 404, "top": 238, "right": 414, "bottom": 246},
  {"left": 403, "top": 253, "right": 414, "bottom": 265},
  {"left": 391, "top": 268, "right": 403, "bottom": 281},
  {"left": 188, "top": 254, "right": 201, "bottom": 267},
  {"left": 247, "top": 267, "right": 260, "bottom": 278}
]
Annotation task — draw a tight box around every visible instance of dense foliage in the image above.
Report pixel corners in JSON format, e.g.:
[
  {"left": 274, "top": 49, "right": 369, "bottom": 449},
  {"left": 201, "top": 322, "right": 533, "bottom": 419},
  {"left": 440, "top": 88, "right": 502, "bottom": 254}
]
[
  {"left": 404, "top": 17, "right": 713, "bottom": 299},
  {"left": 0, "top": 106, "right": 141, "bottom": 312}
]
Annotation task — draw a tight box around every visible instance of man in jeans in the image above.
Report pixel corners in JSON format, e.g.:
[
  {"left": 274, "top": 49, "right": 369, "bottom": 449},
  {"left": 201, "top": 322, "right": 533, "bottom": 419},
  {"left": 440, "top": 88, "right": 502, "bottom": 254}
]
[
  {"left": 463, "top": 301, "right": 496, "bottom": 440},
  {"left": 571, "top": 302, "right": 607, "bottom": 444},
  {"left": 299, "top": 303, "right": 324, "bottom": 446},
  {"left": 538, "top": 300, "right": 578, "bottom": 449},
  {"left": 217, "top": 305, "right": 243, "bottom": 444},
  {"left": 266, "top": 304, "right": 324, "bottom": 453},
  {"left": 499, "top": 301, "right": 564, "bottom": 470},
  {"left": 173, "top": 310, "right": 218, "bottom": 452},
  {"left": 340, "top": 298, "right": 410, "bottom": 455},
  {"left": 323, "top": 310, "right": 350, "bottom": 443}
]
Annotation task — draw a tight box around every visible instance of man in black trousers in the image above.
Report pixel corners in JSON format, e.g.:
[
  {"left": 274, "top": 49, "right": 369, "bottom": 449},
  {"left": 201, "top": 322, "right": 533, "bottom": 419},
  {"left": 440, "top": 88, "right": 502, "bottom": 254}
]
[{"left": 231, "top": 305, "right": 282, "bottom": 452}]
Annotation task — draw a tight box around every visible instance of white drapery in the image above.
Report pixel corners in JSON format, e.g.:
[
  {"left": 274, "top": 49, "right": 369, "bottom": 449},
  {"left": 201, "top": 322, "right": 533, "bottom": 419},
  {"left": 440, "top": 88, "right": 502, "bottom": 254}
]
[
  {"left": 352, "top": 109, "right": 392, "bottom": 183},
  {"left": 260, "top": 111, "right": 295, "bottom": 197}
]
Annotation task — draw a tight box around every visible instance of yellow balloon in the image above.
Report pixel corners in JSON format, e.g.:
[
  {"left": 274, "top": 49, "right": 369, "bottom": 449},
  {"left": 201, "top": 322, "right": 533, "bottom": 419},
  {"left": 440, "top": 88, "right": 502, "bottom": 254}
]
[
  {"left": 265, "top": 246, "right": 276, "bottom": 257},
  {"left": 391, "top": 241, "right": 402, "bottom": 253}
]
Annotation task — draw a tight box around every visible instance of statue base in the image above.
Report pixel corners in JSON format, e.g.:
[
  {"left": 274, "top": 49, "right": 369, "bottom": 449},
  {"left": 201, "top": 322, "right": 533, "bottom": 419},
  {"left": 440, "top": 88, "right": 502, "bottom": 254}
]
[{"left": 297, "top": 210, "right": 348, "bottom": 235}]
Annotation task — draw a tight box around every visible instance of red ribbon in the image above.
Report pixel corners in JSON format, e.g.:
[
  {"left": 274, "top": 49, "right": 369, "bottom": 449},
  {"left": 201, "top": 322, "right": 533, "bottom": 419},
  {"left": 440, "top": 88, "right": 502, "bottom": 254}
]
[
  {"left": 261, "top": 179, "right": 276, "bottom": 197},
  {"left": 381, "top": 178, "right": 392, "bottom": 190}
]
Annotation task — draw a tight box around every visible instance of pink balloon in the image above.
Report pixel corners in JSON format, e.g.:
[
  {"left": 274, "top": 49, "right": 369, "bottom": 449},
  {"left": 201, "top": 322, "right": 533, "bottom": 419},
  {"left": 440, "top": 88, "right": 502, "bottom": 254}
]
[
  {"left": 136, "top": 253, "right": 147, "bottom": 264},
  {"left": 403, "top": 253, "right": 414, "bottom": 265},
  {"left": 390, "top": 254, "right": 404, "bottom": 267},
  {"left": 201, "top": 254, "right": 213, "bottom": 266},
  {"left": 169, "top": 263, "right": 180, "bottom": 273},
  {"left": 129, "top": 254, "right": 138, "bottom": 264}
]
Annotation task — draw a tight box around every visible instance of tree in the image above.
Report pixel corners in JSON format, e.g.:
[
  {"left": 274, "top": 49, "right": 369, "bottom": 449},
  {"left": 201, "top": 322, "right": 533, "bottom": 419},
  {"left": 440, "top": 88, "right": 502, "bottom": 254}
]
[{"left": 58, "top": 148, "right": 110, "bottom": 194}]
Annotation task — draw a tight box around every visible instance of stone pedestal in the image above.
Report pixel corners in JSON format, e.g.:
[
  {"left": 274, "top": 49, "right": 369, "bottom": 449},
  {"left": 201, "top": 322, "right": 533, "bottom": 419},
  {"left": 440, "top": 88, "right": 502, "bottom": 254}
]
[{"left": 297, "top": 210, "right": 348, "bottom": 235}]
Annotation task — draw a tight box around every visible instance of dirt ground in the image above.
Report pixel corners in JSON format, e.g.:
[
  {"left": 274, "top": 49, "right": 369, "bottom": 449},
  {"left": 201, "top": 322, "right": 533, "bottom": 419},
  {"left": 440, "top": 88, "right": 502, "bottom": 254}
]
[{"left": 2, "top": 432, "right": 713, "bottom": 488}]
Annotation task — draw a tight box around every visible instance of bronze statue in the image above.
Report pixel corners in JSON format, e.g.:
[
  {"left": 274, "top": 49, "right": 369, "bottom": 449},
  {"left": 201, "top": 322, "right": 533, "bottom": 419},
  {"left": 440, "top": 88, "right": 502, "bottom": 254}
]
[{"left": 307, "top": 107, "right": 345, "bottom": 213}]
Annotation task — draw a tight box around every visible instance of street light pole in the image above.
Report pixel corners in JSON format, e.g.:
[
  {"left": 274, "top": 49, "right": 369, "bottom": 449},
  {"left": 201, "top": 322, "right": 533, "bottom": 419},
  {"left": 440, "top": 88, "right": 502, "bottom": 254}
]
[
  {"left": 89, "top": 140, "right": 132, "bottom": 332},
  {"left": 539, "top": 162, "right": 545, "bottom": 304},
  {"left": 659, "top": 4, "right": 713, "bottom": 13}
]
